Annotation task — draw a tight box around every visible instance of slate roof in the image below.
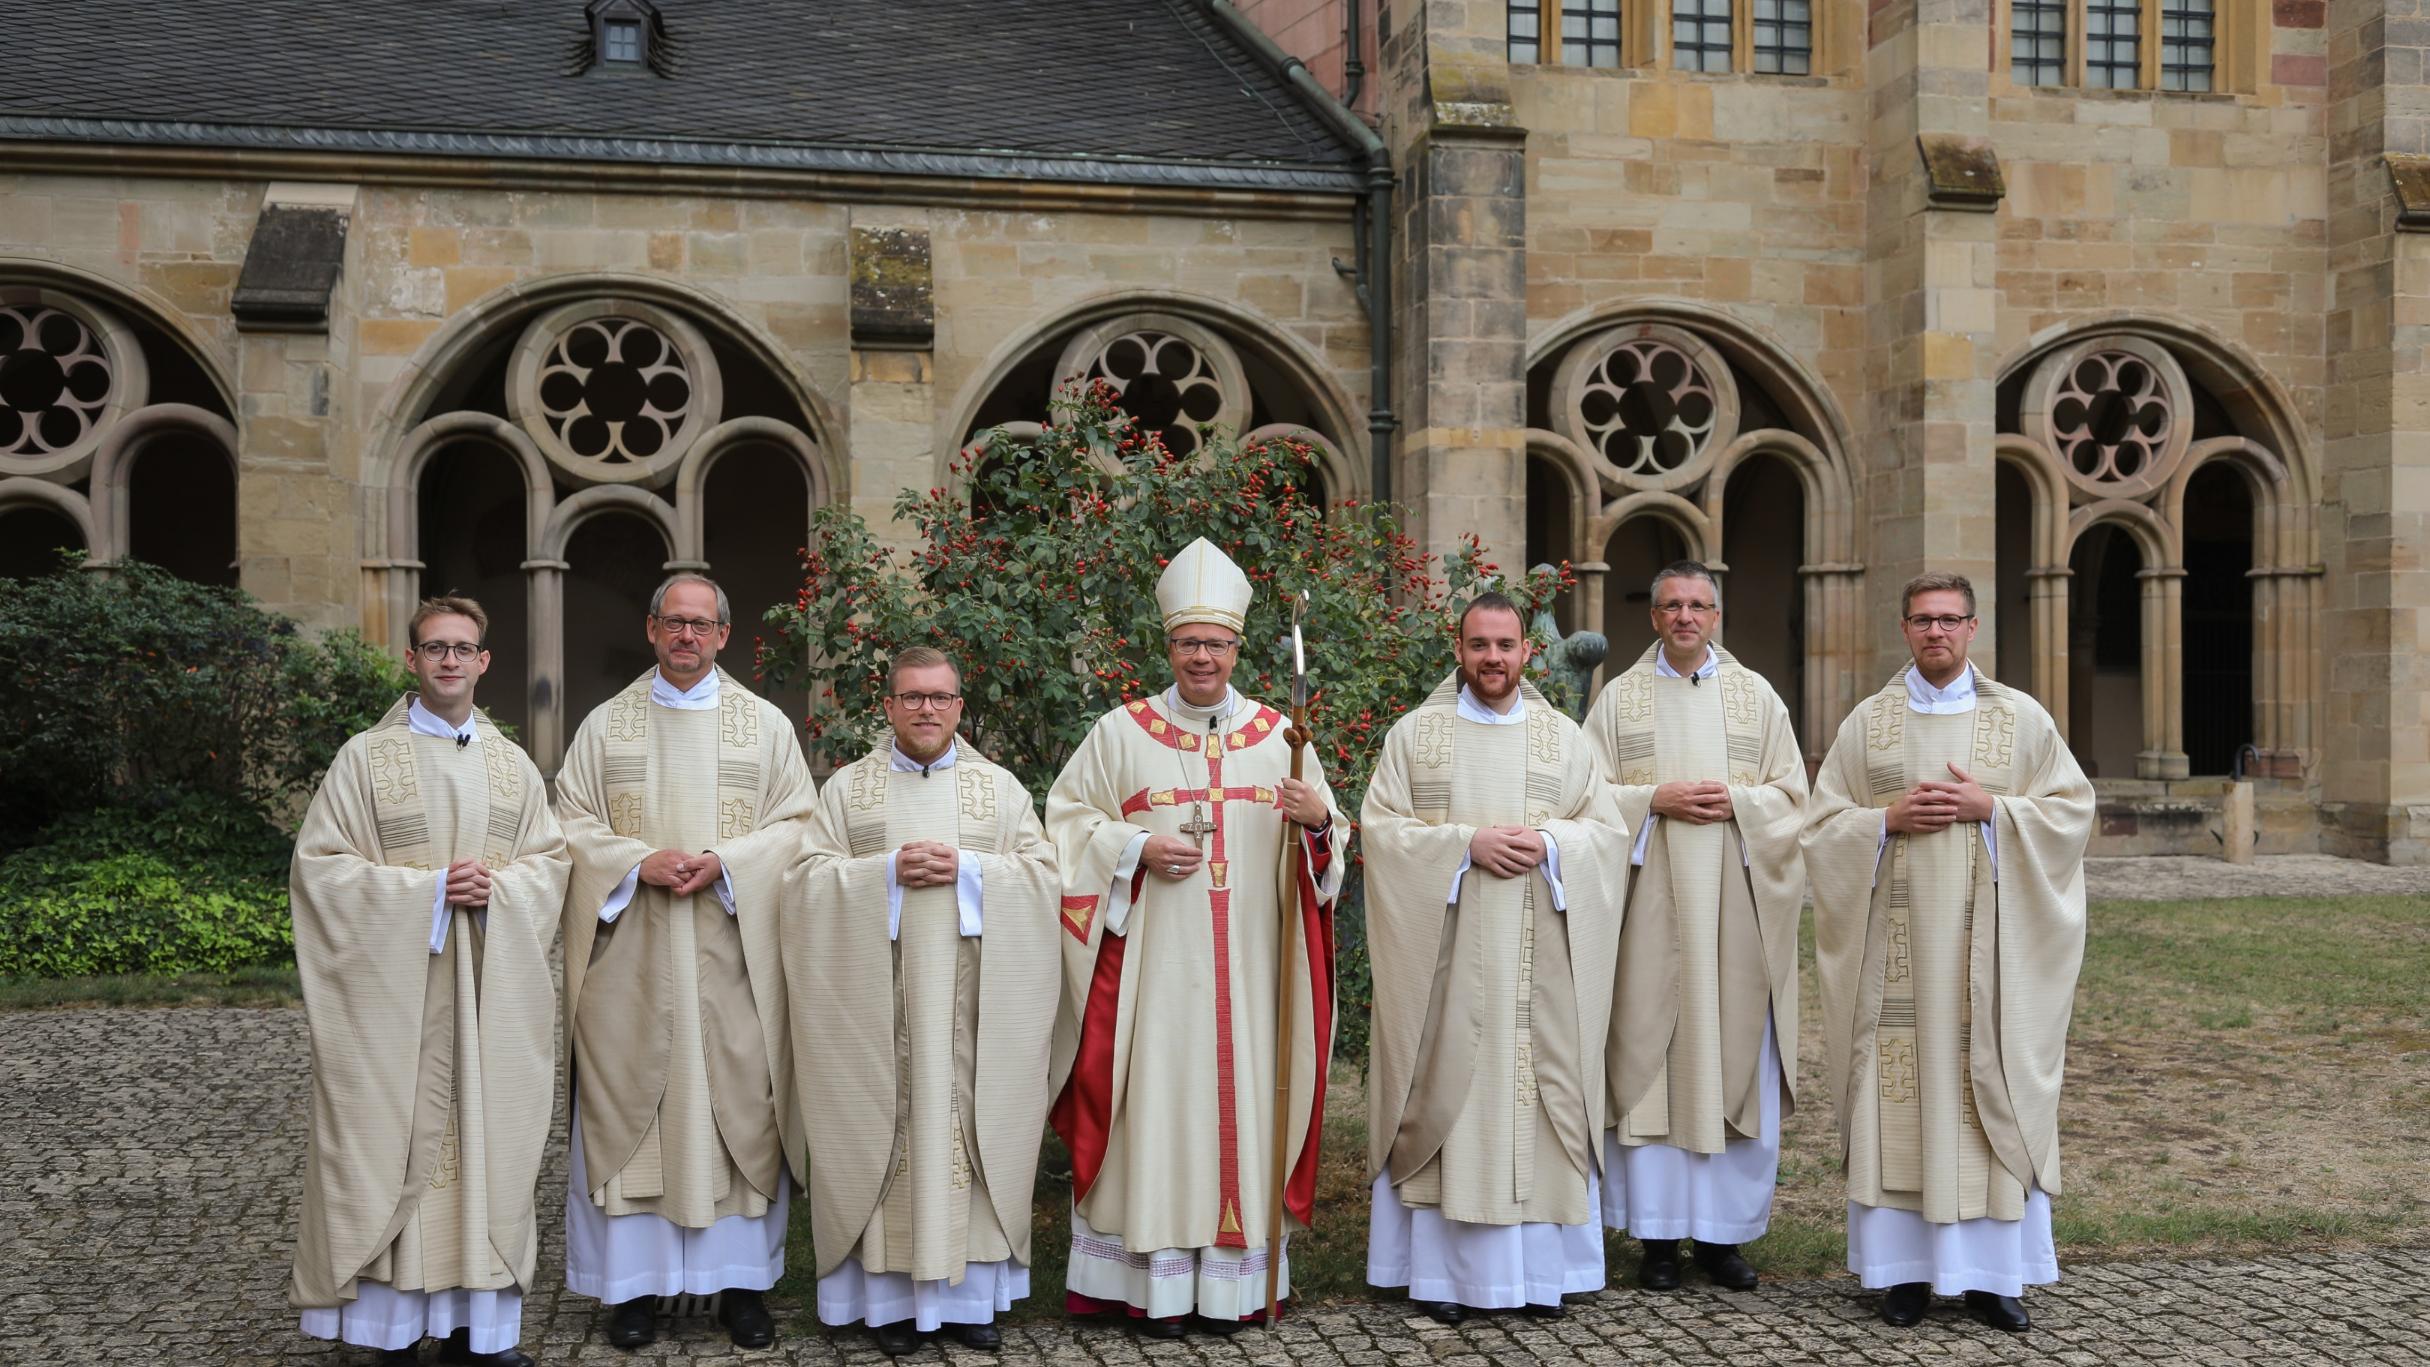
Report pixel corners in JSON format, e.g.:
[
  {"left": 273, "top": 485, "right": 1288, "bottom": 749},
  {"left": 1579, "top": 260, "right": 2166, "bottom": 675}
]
[{"left": 0, "top": 0, "right": 1366, "bottom": 193}]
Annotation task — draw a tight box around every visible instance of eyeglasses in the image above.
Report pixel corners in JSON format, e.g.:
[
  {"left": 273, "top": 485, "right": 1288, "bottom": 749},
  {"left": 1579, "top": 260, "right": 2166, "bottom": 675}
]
[
  {"left": 413, "top": 641, "right": 484, "bottom": 662},
  {"left": 1170, "top": 638, "right": 1241, "bottom": 657},
  {"left": 1904, "top": 614, "right": 1975, "bottom": 633},
  {"left": 1653, "top": 600, "right": 1717, "bottom": 617},
  {"left": 653, "top": 615, "right": 726, "bottom": 638},
  {"left": 890, "top": 692, "right": 963, "bottom": 711}
]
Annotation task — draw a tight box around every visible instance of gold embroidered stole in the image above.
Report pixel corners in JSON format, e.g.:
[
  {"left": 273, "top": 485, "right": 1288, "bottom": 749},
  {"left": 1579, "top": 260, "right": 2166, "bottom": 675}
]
[
  {"left": 1865, "top": 672, "right": 2015, "bottom": 1197},
  {"left": 597, "top": 673, "right": 763, "bottom": 844}
]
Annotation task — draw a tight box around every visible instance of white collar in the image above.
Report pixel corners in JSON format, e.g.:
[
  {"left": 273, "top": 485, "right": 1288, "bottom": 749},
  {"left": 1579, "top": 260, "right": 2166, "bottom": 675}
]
[
  {"left": 1161, "top": 683, "right": 1241, "bottom": 729},
  {"left": 889, "top": 739, "right": 960, "bottom": 774},
  {"left": 651, "top": 669, "right": 721, "bottom": 711},
  {"left": 407, "top": 697, "right": 479, "bottom": 744},
  {"left": 1456, "top": 684, "right": 1527, "bottom": 725},
  {"left": 1905, "top": 662, "right": 1980, "bottom": 715},
  {"left": 1654, "top": 644, "right": 1720, "bottom": 680}
]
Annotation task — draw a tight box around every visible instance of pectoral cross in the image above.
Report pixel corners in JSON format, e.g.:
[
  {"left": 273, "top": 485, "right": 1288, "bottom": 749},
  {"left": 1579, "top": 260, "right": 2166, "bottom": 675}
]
[{"left": 1179, "top": 802, "right": 1218, "bottom": 851}]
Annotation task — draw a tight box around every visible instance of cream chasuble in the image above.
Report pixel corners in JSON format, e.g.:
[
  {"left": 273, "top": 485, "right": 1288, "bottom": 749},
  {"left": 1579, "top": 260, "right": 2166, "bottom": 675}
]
[
  {"left": 1045, "top": 688, "right": 1347, "bottom": 1290},
  {"left": 1584, "top": 644, "right": 1807, "bottom": 1159},
  {"left": 785, "top": 740, "right": 1060, "bottom": 1297},
  {"left": 1802, "top": 666, "right": 2092, "bottom": 1224},
  {"left": 1361, "top": 675, "right": 1629, "bottom": 1229},
  {"left": 556, "top": 668, "right": 817, "bottom": 1230},
  {"left": 290, "top": 695, "right": 568, "bottom": 1311}
]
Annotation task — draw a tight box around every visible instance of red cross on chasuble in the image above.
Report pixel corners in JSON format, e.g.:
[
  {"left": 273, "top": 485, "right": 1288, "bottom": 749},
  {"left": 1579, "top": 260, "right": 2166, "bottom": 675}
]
[{"left": 1050, "top": 699, "right": 1338, "bottom": 1250}]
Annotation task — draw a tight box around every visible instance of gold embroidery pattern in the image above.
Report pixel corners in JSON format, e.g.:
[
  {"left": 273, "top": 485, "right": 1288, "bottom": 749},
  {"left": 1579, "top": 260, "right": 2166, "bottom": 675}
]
[
  {"left": 1413, "top": 711, "right": 1453, "bottom": 769},
  {"left": 1720, "top": 666, "right": 1761, "bottom": 731},
  {"left": 368, "top": 738, "right": 418, "bottom": 808},
  {"left": 1865, "top": 687, "right": 1903, "bottom": 752},
  {"left": 718, "top": 796, "right": 755, "bottom": 840},
  {"left": 1879, "top": 1038, "right": 1918, "bottom": 1104},
  {"left": 1611, "top": 668, "right": 1653, "bottom": 724},
  {"left": 608, "top": 792, "right": 643, "bottom": 838},
  {"left": 846, "top": 758, "right": 888, "bottom": 812},
  {"left": 1885, "top": 918, "right": 1912, "bottom": 985},
  {"left": 428, "top": 1107, "right": 460, "bottom": 1191},
  {"left": 1972, "top": 694, "right": 2017, "bottom": 781},
  {"left": 720, "top": 689, "right": 759, "bottom": 748},
  {"left": 608, "top": 688, "right": 648, "bottom": 742},
  {"left": 479, "top": 721, "right": 521, "bottom": 801},
  {"left": 1525, "top": 705, "right": 1562, "bottom": 766}
]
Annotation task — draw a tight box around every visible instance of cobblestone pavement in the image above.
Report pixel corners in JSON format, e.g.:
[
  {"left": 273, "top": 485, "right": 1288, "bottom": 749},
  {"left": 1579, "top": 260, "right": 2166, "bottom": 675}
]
[{"left": 6, "top": 998, "right": 2425, "bottom": 1367}]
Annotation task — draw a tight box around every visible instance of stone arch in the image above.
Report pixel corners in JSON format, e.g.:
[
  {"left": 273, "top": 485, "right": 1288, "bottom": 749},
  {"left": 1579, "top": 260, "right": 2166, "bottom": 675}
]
[
  {"left": 939, "top": 287, "right": 1366, "bottom": 500},
  {"left": 0, "top": 475, "right": 97, "bottom": 564},
  {"left": 0, "top": 257, "right": 236, "bottom": 417},
  {"left": 673, "top": 417, "right": 832, "bottom": 563},
  {"left": 2067, "top": 500, "right": 2181, "bottom": 779},
  {"left": 540, "top": 485, "right": 679, "bottom": 565},
  {"left": 1994, "top": 433, "right": 2073, "bottom": 721},
  {"left": 2162, "top": 436, "right": 2309, "bottom": 774},
  {"left": 87, "top": 404, "right": 240, "bottom": 566}
]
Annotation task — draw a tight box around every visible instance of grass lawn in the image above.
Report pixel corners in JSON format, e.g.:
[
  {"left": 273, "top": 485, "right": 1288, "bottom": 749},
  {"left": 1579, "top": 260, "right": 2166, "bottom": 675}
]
[
  {"left": 0, "top": 963, "right": 300, "bottom": 1009},
  {"left": 780, "top": 892, "right": 2429, "bottom": 1327}
]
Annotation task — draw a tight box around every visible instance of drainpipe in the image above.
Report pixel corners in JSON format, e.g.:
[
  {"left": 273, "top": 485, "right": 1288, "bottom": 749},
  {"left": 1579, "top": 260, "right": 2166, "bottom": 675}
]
[
  {"left": 1343, "top": 0, "right": 1366, "bottom": 109},
  {"left": 1203, "top": 0, "right": 1397, "bottom": 505}
]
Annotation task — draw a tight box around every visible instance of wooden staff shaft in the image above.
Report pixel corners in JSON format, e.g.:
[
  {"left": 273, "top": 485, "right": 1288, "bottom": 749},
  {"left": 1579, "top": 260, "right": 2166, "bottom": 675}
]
[{"left": 1264, "top": 723, "right": 1308, "bottom": 1326}]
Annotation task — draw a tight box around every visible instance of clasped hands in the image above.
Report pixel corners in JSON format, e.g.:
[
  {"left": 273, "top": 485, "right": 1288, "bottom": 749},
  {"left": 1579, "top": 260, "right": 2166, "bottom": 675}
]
[
  {"left": 1468, "top": 825, "right": 1547, "bottom": 878},
  {"left": 443, "top": 859, "right": 493, "bottom": 908},
  {"left": 639, "top": 847, "right": 726, "bottom": 897},
  {"left": 1651, "top": 779, "right": 1735, "bottom": 825},
  {"left": 1886, "top": 763, "right": 1995, "bottom": 835},
  {"left": 895, "top": 840, "right": 961, "bottom": 888}
]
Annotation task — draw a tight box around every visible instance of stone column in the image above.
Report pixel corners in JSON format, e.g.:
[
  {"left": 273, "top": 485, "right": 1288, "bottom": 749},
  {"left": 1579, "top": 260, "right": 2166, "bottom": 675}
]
[
  {"left": 1862, "top": 3, "right": 2005, "bottom": 679},
  {"left": 2137, "top": 567, "right": 2188, "bottom": 780},
  {"left": 1380, "top": 7, "right": 1528, "bottom": 566},
  {"left": 524, "top": 558, "right": 568, "bottom": 774},
  {"left": 2324, "top": 0, "right": 2430, "bottom": 861},
  {"left": 848, "top": 216, "right": 935, "bottom": 549}
]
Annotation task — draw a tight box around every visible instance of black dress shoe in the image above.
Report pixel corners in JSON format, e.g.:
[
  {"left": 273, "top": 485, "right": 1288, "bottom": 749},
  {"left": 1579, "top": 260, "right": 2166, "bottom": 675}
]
[
  {"left": 1637, "top": 1238, "right": 1683, "bottom": 1291},
  {"left": 1964, "top": 1290, "right": 2031, "bottom": 1333},
  {"left": 1692, "top": 1241, "right": 1759, "bottom": 1291},
  {"left": 377, "top": 1350, "right": 420, "bottom": 1366},
  {"left": 606, "top": 1297, "right": 656, "bottom": 1348},
  {"left": 1879, "top": 1282, "right": 1930, "bottom": 1327},
  {"left": 1416, "top": 1299, "right": 1466, "bottom": 1325},
  {"left": 718, "top": 1288, "right": 775, "bottom": 1348},
  {"left": 1521, "top": 1300, "right": 1567, "bottom": 1319},
  {"left": 873, "top": 1319, "right": 923, "bottom": 1356},
  {"left": 1192, "top": 1313, "right": 1247, "bottom": 1335},
  {"left": 955, "top": 1319, "right": 1003, "bottom": 1350},
  {"left": 437, "top": 1328, "right": 536, "bottom": 1367},
  {"left": 1134, "top": 1315, "right": 1189, "bottom": 1339}
]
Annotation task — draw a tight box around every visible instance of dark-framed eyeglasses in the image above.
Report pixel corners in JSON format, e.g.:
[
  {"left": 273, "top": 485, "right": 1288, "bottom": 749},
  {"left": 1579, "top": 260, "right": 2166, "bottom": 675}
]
[
  {"left": 1170, "top": 638, "right": 1241, "bottom": 658},
  {"left": 413, "top": 641, "right": 484, "bottom": 662},
  {"left": 653, "top": 614, "right": 726, "bottom": 638},
  {"left": 1904, "top": 613, "right": 1975, "bottom": 633},
  {"left": 890, "top": 691, "right": 963, "bottom": 711}
]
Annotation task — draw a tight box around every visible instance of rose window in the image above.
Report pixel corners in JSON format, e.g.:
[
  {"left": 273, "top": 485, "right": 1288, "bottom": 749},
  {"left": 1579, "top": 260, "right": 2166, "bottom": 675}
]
[
  {"left": 536, "top": 318, "right": 694, "bottom": 466},
  {"left": 2051, "top": 351, "right": 2173, "bottom": 487},
  {"left": 1575, "top": 339, "right": 1719, "bottom": 478},
  {"left": 0, "top": 304, "right": 115, "bottom": 461},
  {"left": 1080, "top": 331, "right": 1230, "bottom": 456}
]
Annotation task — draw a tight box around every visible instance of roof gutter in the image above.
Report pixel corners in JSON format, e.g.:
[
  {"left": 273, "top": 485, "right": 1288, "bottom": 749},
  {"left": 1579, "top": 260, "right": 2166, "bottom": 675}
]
[{"left": 1201, "top": 0, "right": 1396, "bottom": 506}]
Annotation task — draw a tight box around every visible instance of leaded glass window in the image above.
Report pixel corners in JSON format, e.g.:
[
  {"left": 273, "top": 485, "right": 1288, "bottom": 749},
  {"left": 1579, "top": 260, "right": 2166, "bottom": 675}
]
[
  {"left": 1510, "top": 0, "right": 1544, "bottom": 64},
  {"left": 2084, "top": 0, "right": 2140, "bottom": 89},
  {"left": 1673, "top": 0, "right": 1732, "bottom": 72},
  {"left": 1562, "top": 0, "right": 1623, "bottom": 68},
  {"left": 2012, "top": 0, "right": 2066, "bottom": 86},
  {"left": 1753, "top": 0, "right": 1812, "bottom": 74},
  {"left": 2160, "top": 0, "right": 2214, "bottom": 91},
  {"left": 603, "top": 19, "right": 643, "bottom": 64}
]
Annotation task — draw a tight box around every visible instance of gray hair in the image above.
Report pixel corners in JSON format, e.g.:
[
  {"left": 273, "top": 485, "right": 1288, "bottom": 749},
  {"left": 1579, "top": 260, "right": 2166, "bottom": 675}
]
[
  {"left": 1650, "top": 559, "right": 1721, "bottom": 608},
  {"left": 650, "top": 572, "right": 731, "bottom": 623}
]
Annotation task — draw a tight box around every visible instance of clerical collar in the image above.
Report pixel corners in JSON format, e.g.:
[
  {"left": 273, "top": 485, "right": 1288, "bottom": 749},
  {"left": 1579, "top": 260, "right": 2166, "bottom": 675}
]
[
  {"left": 1456, "top": 684, "right": 1526, "bottom": 725},
  {"left": 889, "top": 739, "right": 960, "bottom": 777},
  {"left": 1655, "top": 644, "right": 1720, "bottom": 681},
  {"left": 1160, "top": 683, "right": 1240, "bottom": 729},
  {"left": 1905, "top": 662, "right": 1980, "bottom": 715},
  {"left": 651, "top": 669, "right": 721, "bottom": 711},
  {"left": 407, "top": 696, "right": 479, "bottom": 746}
]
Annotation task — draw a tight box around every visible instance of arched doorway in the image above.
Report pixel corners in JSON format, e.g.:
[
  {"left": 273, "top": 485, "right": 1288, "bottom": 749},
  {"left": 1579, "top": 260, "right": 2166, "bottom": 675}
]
[
  {"left": 701, "top": 440, "right": 814, "bottom": 730},
  {"left": 1718, "top": 453, "right": 1803, "bottom": 710},
  {"left": 1602, "top": 517, "right": 1691, "bottom": 667},
  {"left": 2068, "top": 523, "right": 2144, "bottom": 779},
  {"left": 417, "top": 443, "right": 533, "bottom": 735},
  {"left": 0, "top": 504, "right": 82, "bottom": 577},
  {"left": 125, "top": 438, "right": 236, "bottom": 587},
  {"left": 2181, "top": 463, "right": 2254, "bottom": 775},
  {"left": 1525, "top": 451, "right": 1578, "bottom": 632},
  {"left": 1994, "top": 461, "right": 2037, "bottom": 691},
  {"left": 562, "top": 511, "right": 671, "bottom": 730}
]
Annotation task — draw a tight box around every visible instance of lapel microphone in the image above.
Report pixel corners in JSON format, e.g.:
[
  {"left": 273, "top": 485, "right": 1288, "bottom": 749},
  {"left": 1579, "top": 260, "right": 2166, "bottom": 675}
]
[{"left": 456, "top": 733, "right": 470, "bottom": 749}]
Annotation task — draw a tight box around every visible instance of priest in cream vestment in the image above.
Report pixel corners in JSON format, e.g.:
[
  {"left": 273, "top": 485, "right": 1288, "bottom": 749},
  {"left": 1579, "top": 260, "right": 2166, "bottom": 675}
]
[
  {"left": 1362, "top": 592, "right": 1631, "bottom": 1323},
  {"left": 785, "top": 647, "right": 1062, "bottom": 1356},
  {"left": 1801, "top": 574, "right": 2092, "bottom": 1336},
  {"left": 291, "top": 596, "right": 568, "bottom": 1367},
  {"left": 1046, "top": 538, "right": 1347, "bottom": 1336},
  {"left": 1582, "top": 561, "right": 1808, "bottom": 1294},
  {"left": 555, "top": 574, "right": 818, "bottom": 1351}
]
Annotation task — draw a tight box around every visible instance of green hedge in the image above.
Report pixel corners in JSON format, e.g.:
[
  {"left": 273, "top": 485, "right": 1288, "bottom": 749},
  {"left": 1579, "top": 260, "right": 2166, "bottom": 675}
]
[{"left": 0, "top": 795, "right": 294, "bottom": 978}]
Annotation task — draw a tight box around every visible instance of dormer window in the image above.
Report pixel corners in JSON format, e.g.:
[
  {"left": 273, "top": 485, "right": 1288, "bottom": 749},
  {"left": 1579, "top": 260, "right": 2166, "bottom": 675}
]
[
  {"left": 602, "top": 19, "right": 642, "bottom": 64},
  {"left": 579, "top": 0, "right": 670, "bottom": 76}
]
